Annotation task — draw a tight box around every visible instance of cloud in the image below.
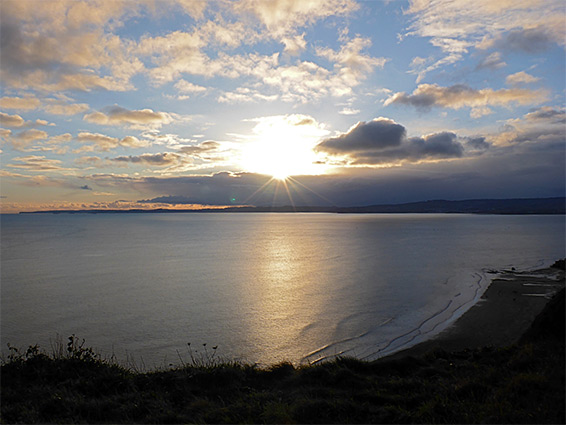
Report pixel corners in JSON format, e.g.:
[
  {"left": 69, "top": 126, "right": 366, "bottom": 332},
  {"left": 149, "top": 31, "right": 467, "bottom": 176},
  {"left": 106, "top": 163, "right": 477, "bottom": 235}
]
[
  {"left": 316, "top": 36, "right": 388, "bottom": 81},
  {"left": 199, "top": 17, "right": 256, "bottom": 48},
  {"left": 3, "top": 132, "right": 71, "bottom": 155},
  {"left": 4, "top": 129, "right": 49, "bottom": 150},
  {"left": 0, "top": 96, "right": 41, "bottom": 110},
  {"left": 173, "top": 0, "right": 208, "bottom": 20},
  {"left": 0, "top": 128, "right": 13, "bottom": 141},
  {"left": 281, "top": 34, "right": 307, "bottom": 55},
  {"left": 465, "top": 136, "right": 490, "bottom": 153},
  {"left": 492, "top": 106, "right": 566, "bottom": 147},
  {"left": 404, "top": 0, "right": 564, "bottom": 81},
  {"left": 385, "top": 83, "right": 547, "bottom": 116},
  {"left": 76, "top": 131, "right": 148, "bottom": 152},
  {"left": 479, "top": 27, "right": 558, "bottom": 53},
  {"left": 0, "top": 112, "right": 52, "bottom": 129},
  {"left": 476, "top": 51, "right": 506, "bottom": 70},
  {"left": 83, "top": 106, "right": 174, "bottom": 129},
  {"left": 236, "top": 0, "right": 359, "bottom": 37},
  {"left": 75, "top": 156, "right": 109, "bottom": 168},
  {"left": 339, "top": 108, "right": 360, "bottom": 115},
  {"left": 246, "top": 114, "right": 328, "bottom": 137},
  {"left": 0, "top": 112, "right": 25, "bottom": 128},
  {"left": 110, "top": 152, "right": 184, "bottom": 166},
  {"left": 405, "top": 132, "right": 465, "bottom": 159},
  {"left": 524, "top": 106, "right": 566, "bottom": 123},
  {"left": 48, "top": 133, "right": 73, "bottom": 144},
  {"left": 0, "top": 170, "right": 99, "bottom": 194},
  {"left": 218, "top": 50, "right": 380, "bottom": 102},
  {"left": 316, "top": 117, "right": 484, "bottom": 165},
  {"left": 218, "top": 87, "right": 279, "bottom": 104},
  {"left": 106, "top": 145, "right": 226, "bottom": 172},
  {"left": 178, "top": 141, "right": 221, "bottom": 156},
  {"left": 174, "top": 79, "right": 207, "bottom": 94},
  {"left": 505, "top": 71, "right": 540, "bottom": 86},
  {"left": 137, "top": 195, "right": 203, "bottom": 205},
  {"left": 136, "top": 30, "right": 213, "bottom": 84},
  {"left": 140, "top": 19, "right": 384, "bottom": 102},
  {"left": 7, "top": 155, "right": 67, "bottom": 171},
  {"left": 0, "top": 0, "right": 147, "bottom": 92},
  {"left": 43, "top": 102, "right": 90, "bottom": 115},
  {"left": 317, "top": 118, "right": 406, "bottom": 154}
]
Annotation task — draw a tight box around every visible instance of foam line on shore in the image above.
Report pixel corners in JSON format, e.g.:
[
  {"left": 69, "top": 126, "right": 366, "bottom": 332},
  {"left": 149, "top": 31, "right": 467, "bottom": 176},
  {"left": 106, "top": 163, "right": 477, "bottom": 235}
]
[
  {"left": 364, "top": 270, "right": 490, "bottom": 360},
  {"left": 303, "top": 330, "right": 371, "bottom": 363}
]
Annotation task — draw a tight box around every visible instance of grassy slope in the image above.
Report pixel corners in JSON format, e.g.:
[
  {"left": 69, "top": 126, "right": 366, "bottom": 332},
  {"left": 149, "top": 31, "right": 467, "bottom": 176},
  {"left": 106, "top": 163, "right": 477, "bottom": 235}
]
[{"left": 2, "top": 289, "right": 564, "bottom": 424}]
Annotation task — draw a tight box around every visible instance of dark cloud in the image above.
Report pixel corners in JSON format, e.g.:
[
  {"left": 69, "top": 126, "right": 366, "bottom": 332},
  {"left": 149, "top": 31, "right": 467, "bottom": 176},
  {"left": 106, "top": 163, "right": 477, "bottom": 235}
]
[
  {"left": 407, "top": 132, "right": 464, "bottom": 158},
  {"left": 316, "top": 119, "right": 469, "bottom": 165},
  {"left": 79, "top": 185, "right": 93, "bottom": 190},
  {"left": 0, "top": 20, "right": 41, "bottom": 75},
  {"left": 464, "top": 136, "right": 490, "bottom": 152},
  {"left": 493, "top": 27, "right": 555, "bottom": 53},
  {"left": 316, "top": 118, "right": 406, "bottom": 154},
  {"left": 524, "top": 106, "right": 566, "bottom": 123}
]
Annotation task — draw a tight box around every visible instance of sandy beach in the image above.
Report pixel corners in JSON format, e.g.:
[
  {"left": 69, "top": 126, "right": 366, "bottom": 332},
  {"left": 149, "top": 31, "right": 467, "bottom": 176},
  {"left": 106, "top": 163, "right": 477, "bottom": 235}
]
[{"left": 387, "top": 263, "right": 565, "bottom": 359}]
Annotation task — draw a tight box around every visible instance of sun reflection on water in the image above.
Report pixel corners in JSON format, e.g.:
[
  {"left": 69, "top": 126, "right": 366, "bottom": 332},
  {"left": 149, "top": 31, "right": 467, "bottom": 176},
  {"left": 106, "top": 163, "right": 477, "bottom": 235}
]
[{"left": 241, "top": 218, "right": 333, "bottom": 365}]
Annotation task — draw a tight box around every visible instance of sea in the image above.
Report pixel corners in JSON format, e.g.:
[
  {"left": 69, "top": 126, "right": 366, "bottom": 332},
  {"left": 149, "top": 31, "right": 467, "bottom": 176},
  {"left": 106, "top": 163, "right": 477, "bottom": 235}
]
[{"left": 1, "top": 213, "right": 564, "bottom": 368}]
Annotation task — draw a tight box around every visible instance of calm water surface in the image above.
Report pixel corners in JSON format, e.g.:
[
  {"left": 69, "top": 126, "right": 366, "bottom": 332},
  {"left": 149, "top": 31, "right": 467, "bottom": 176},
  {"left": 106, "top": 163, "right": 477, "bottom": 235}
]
[{"left": 1, "top": 213, "right": 564, "bottom": 367}]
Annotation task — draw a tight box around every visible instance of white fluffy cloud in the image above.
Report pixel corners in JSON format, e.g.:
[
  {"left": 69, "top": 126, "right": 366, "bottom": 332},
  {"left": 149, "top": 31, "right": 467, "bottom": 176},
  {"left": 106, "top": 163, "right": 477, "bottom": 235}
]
[
  {"left": 505, "top": 71, "right": 540, "bottom": 86},
  {"left": 236, "top": 0, "right": 359, "bottom": 37}
]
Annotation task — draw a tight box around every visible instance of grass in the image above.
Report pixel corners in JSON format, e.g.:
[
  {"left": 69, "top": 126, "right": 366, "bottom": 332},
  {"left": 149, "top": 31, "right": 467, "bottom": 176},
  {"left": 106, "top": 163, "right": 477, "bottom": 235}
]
[{"left": 2, "top": 290, "right": 564, "bottom": 424}]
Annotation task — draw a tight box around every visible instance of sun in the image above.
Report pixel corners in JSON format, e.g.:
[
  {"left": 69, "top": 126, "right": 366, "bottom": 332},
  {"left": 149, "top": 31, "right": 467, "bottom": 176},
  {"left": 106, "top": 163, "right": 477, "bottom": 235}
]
[
  {"left": 239, "top": 115, "right": 329, "bottom": 179},
  {"left": 241, "top": 139, "right": 312, "bottom": 180},
  {"left": 271, "top": 168, "right": 291, "bottom": 181}
]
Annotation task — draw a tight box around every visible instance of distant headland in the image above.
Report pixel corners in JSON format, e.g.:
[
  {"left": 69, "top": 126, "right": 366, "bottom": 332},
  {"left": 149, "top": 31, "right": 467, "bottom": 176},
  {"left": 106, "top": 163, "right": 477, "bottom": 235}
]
[{"left": 20, "top": 197, "right": 565, "bottom": 215}]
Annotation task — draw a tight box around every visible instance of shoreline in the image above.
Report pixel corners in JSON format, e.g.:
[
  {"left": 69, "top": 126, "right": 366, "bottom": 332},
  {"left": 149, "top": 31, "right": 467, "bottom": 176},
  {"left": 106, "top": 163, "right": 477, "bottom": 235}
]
[{"left": 385, "top": 262, "right": 565, "bottom": 360}]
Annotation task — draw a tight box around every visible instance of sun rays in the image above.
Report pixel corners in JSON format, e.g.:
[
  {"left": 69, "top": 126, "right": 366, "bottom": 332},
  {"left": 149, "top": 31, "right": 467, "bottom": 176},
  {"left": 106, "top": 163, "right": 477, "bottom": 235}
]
[{"left": 243, "top": 175, "right": 334, "bottom": 210}]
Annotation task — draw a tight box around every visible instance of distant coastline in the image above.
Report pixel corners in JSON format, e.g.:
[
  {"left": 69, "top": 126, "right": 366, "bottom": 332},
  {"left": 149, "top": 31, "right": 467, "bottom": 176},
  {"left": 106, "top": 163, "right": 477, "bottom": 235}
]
[{"left": 19, "top": 197, "right": 566, "bottom": 215}]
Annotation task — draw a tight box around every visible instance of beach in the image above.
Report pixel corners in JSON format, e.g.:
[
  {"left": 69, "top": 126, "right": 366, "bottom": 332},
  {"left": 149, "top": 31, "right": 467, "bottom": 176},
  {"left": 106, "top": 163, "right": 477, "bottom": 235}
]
[{"left": 387, "top": 262, "right": 565, "bottom": 359}]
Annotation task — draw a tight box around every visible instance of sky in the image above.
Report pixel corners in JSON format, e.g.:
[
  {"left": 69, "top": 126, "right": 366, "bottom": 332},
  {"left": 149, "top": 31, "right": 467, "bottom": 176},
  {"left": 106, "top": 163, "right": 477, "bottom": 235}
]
[{"left": 0, "top": 0, "right": 564, "bottom": 212}]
